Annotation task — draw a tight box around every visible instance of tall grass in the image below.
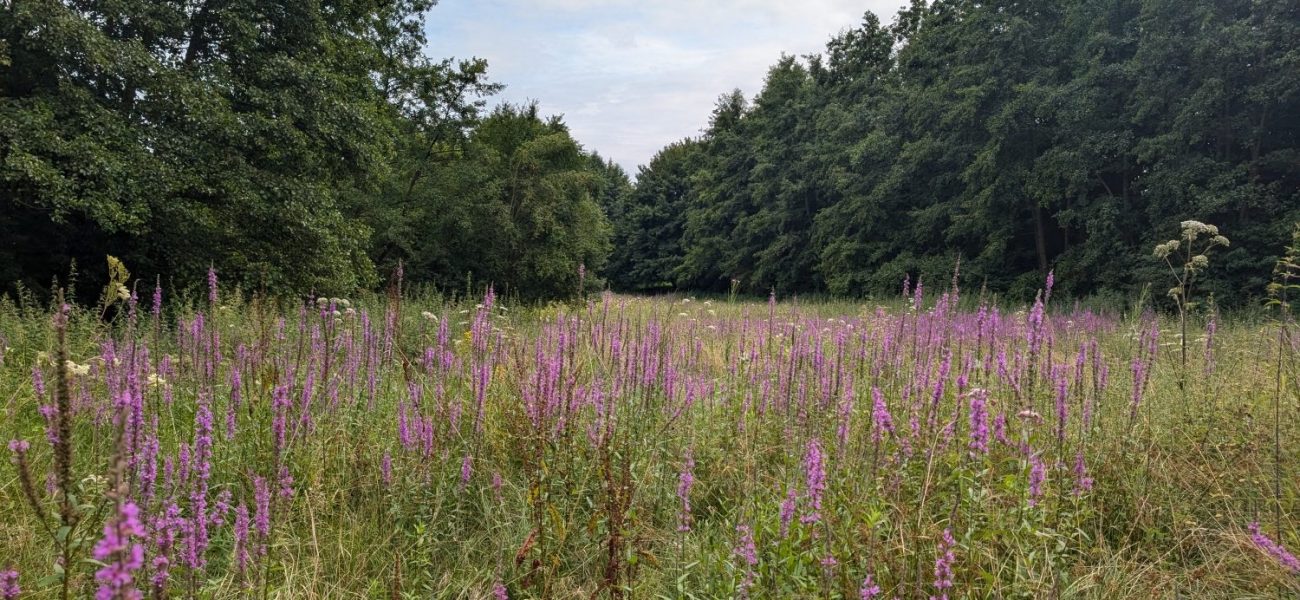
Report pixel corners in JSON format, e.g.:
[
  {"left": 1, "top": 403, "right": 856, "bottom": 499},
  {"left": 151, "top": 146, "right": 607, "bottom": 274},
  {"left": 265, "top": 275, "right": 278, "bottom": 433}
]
[{"left": 0, "top": 274, "right": 1296, "bottom": 599}]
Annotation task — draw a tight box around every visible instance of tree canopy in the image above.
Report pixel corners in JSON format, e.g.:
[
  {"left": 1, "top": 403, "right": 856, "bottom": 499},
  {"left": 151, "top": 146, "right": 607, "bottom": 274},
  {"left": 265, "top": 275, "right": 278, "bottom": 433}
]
[
  {"left": 1, "top": 0, "right": 612, "bottom": 300},
  {"left": 3, "top": 0, "right": 1298, "bottom": 305},
  {"left": 605, "top": 0, "right": 1300, "bottom": 305}
]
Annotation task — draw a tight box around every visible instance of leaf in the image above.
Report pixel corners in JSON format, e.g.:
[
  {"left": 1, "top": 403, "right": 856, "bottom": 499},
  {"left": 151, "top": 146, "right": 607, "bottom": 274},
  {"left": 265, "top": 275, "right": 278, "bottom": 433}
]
[{"left": 37, "top": 574, "right": 63, "bottom": 587}]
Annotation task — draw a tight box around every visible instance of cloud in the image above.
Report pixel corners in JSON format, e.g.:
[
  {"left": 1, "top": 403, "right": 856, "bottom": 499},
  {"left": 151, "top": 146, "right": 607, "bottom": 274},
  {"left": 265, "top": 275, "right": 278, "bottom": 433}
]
[{"left": 425, "top": 0, "right": 909, "bottom": 175}]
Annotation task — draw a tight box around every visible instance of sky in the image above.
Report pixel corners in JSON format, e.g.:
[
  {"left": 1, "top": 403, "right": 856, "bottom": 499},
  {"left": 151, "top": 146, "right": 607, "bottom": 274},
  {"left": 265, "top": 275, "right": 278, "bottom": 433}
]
[{"left": 424, "top": 0, "right": 910, "bottom": 176}]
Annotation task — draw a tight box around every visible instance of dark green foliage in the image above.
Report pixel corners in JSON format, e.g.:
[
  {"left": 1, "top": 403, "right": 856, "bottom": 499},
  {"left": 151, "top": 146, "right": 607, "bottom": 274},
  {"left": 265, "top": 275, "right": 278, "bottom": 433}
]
[
  {"left": 373, "top": 104, "right": 612, "bottom": 301},
  {"left": 606, "top": 138, "right": 702, "bottom": 291},
  {"left": 0, "top": 0, "right": 430, "bottom": 294},
  {"left": 608, "top": 0, "right": 1300, "bottom": 304},
  {"left": 1, "top": 0, "right": 610, "bottom": 301}
]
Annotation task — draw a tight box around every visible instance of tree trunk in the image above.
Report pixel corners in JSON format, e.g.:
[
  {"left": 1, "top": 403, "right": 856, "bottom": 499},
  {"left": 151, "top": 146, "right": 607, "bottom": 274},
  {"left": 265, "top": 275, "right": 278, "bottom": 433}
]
[{"left": 1033, "top": 203, "right": 1048, "bottom": 273}]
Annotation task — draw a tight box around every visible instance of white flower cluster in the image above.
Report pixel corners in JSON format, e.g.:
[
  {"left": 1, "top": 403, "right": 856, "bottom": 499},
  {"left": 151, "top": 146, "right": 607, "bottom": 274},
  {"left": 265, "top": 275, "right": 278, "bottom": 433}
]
[
  {"left": 1180, "top": 220, "right": 1219, "bottom": 239},
  {"left": 315, "top": 297, "right": 352, "bottom": 308},
  {"left": 1155, "top": 221, "right": 1230, "bottom": 261},
  {"left": 1153, "top": 240, "right": 1180, "bottom": 259}
]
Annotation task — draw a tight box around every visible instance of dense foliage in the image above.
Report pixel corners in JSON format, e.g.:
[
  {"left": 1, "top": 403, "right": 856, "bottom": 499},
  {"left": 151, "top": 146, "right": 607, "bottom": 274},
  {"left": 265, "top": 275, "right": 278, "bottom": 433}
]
[
  {"left": 4, "top": 0, "right": 1299, "bottom": 304},
  {"left": 0, "top": 0, "right": 615, "bottom": 299},
  {"left": 609, "top": 0, "right": 1300, "bottom": 304}
]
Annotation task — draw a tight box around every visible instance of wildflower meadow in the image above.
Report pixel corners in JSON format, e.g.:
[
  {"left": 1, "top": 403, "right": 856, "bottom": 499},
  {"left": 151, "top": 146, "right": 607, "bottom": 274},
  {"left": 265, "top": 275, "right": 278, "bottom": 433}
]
[{"left": 1, "top": 252, "right": 1298, "bottom": 599}]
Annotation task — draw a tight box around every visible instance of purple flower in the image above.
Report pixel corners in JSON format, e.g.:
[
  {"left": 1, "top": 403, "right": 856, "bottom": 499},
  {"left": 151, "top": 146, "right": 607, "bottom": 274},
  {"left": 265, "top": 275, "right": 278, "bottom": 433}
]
[
  {"left": 779, "top": 487, "right": 797, "bottom": 538},
  {"left": 149, "top": 502, "right": 181, "bottom": 595},
  {"left": 152, "top": 279, "right": 162, "bottom": 316},
  {"left": 207, "top": 266, "right": 218, "bottom": 305},
  {"left": 1028, "top": 454, "right": 1046, "bottom": 508},
  {"left": 993, "top": 412, "right": 1009, "bottom": 447},
  {"left": 967, "top": 389, "right": 989, "bottom": 456},
  {"left": 277, "top": 465, "right": 294, "bottom": 500},
  {"left": 1248, "top": 522, "right": 1300, "bottom": 573},
  {"left": 0, "top": 569, "right": 19, "bottom": 600},
  {"left": 676, "top": 449, "right": 695, "bottom": 532},
  {"left": 233, "top": 504, "right": 251, "bottom": 577},
  {"left": 459, "top": 453, "right": 473, "bottom": 490},
  {"left": 7, "top": 439, "right": 28, "bottom": 454},
  {"left": 30, "top": 364, "right": 44, "bottom": 398},
  {"left": 253, "top": 476, "right": 271, "bottom": 540},
  {"left": 871, "top": 387, "right": 893, "bottom": 444},
  {"left": 381, "top": 452, "right": 393, "bottom": 488},
  {"left": 185, "top": 398, "right": 214, "bottom": 570},
  {"left": 226, "top": 367, "right": 242, "bottom": 441},
  {"left": 801, "top": 439, "right": 826, "bottom": 525},
  {"left": 1072, "top": 452, "right": 1093, "bottom": 496},
  {"left": 1054, "top": 367, "right": 1069, "bottom": 444},
  {"left": 92, "top": 501, "right": 146, "bottom": 600},
  {"left": 860, "top": 574, "right": 880, "bottom": 599},
  {"left": 1026, "top": 293, "right": 1046, "bottom": 359},
  {"left": 931, "top": 528, "right": 956, "bottom": 600},
  {"left": 734, "top": 523, "right": 758, "bottom": 598},
  {"left": 493, "top": 581, "right": 509, "bottom": 600}
]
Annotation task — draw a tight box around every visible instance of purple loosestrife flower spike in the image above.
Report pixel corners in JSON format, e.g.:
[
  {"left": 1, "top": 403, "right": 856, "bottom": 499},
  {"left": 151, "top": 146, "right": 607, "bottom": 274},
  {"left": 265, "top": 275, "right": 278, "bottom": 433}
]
[
  {"left": 31, "top": 364, "right": 44, "bottom": 397},
  {"left": 993, "top": 412, "right": 1010, "bottom": 447},
  {"left": 233, "top": 504, "right": 251, "bottom": 577},
  {"left": 152, "top": 278, "right": 162, "bottom": 317},
  {"left": 676, "top": 449, "right": 695, "bottom": 532},
  {"left": 459, "top": 453, "right": 473, "bottom": 490},
  {"left": 226, "top": 367, "right": 241, "bottom": 440},
  {"left": 871, "top": 387, "right": 893, "bottom": 443},
  {"left": 93, "top": 501, "right": 146, "bottom": 600},
  {"left": 967, "top": 389, "right": 989, "bottom": 456},
  {"left": 1054, "top": 367, "right": 1068, "bottom": 444},
  {"left": 0, "top": 569, "right": 18, "bottom": 600},
  {"left": 207, "top": 266, "right": 218, "bottom": 305},
  {"left": 1028, "top": 454, "right": 1046, "bottom": 508},
  {"left": 1072, "top": 452, "right": 1093, "bottom": 495},
  {"left": 734, "top": 522, "right": 759, "bottom": 598},
  {"left": 1248, "top": 522, "right": 1300, "bottom": 573},
  {"left": 931, "top": 528, "right": 956, "bottom": 600},
  {"left": 253, "top": 476, "right": 271, "bottom": 540},
  {"left": 278, "top": 465, "right": 294, "bottom": 500},
  {"left": 185, "top": 398, "right": 214, "bottom": 570},
  {"left": 801, "top": 439, "right": 826, "bottom": 525},
  {"left": 860, "top": 574, "right": 880, "bottom": 599},
  {"left": 493, "top": 581, "right": 509, "bottom": 600},
  {"left": 779, "top": 487, "right": 797, "bottom": 538}
]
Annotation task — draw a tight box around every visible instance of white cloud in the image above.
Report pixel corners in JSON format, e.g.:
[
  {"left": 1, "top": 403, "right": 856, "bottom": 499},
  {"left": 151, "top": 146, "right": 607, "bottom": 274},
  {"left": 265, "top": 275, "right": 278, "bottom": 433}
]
[{"left": 425, "top": 0, "right": 909, "bottom": 175}]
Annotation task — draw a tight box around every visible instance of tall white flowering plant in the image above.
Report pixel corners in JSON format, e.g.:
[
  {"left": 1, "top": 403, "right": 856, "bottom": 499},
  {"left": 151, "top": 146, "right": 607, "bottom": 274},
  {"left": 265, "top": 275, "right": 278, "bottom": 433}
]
[{"left": 1153, "top": 220, "right": 1230, "bottom": 395}]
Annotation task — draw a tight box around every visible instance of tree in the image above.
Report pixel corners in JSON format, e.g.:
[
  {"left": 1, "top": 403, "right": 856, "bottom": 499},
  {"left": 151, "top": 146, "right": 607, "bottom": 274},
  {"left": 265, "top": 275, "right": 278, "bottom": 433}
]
[
  {"left": 0, "top": 0, "right": 496, "bottom": 296},
  {"left": 386, "top": 104, "right": 612, "bottom": 301},
  {"left": 605, "top": 139, "right": 702, "bottom": 291}
]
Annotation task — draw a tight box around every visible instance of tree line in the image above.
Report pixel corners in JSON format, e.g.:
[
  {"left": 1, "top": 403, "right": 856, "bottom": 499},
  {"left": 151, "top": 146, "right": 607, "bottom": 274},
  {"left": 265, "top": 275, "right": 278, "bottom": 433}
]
[
  {"left": 3, "top": 0, "right": 1298, "bottom": 305},
  {"left": 606, "top": 0, "right": 1300, "bottom": 305},
  {"left": 1, "top": 0, "right": 622, "bottom": 301}
]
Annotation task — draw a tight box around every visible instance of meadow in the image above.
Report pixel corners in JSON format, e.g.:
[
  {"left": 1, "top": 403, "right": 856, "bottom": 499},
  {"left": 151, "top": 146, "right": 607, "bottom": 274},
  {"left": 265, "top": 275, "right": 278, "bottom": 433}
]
[{"left": 1, "top": 270, "right": 1298, "bottom": 599}]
